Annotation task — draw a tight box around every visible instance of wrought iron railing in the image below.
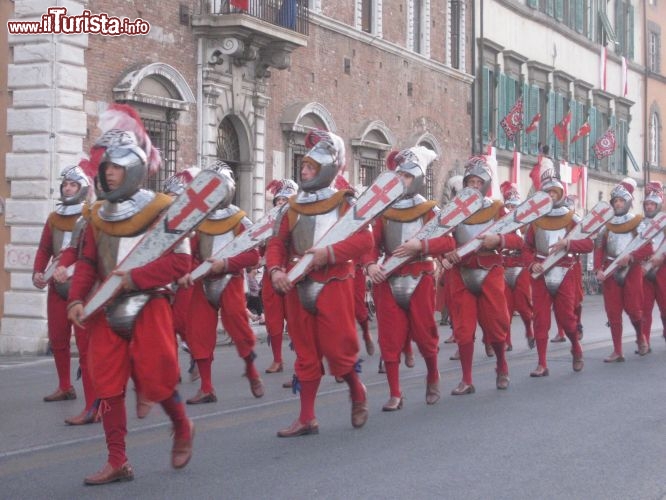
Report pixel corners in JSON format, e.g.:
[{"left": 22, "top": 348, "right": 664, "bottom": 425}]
[{"left": 199, "top": 0, "right": 309, "bottom": 36}]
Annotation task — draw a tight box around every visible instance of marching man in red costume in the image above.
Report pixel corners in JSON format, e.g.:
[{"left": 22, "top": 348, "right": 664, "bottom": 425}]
[
  {"left": 33, "top": 166, "right": 100, "bottom": 427},
  {"left": 67, "top": 120, "right": 195, "bottom": 484},
  {"left": 641, "top": 181, "right": 666, "bottom": 348},
  {"left": 181, "top": 162, "right": 263, "bottom": 404},
  {"left": 525, "top": 171, "right": 592, "bottom": 376},
  {"left": 262, "top": 178, "right": 298, "bottom": 374},
  {"left": 443, "top": 155, "right": 522, "bottom": 395},
  {"left": 500, "top": 181, "right": 535, "bottom": 351},
  {"left": 594, "top": 178, "right": 651, "bottom": 362},
  {"left": 363, "top": 146, "right": 455, "bottom": 411},
  {"left": 266, "top": 131, "right": 373, "bottom": 437}
]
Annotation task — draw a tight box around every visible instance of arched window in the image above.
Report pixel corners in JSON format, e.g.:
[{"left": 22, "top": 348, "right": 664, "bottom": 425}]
[
  {"left": 650, "top": 110, "right": 661, "bottom": 167},
  {"left": 217, "top": 117, "right": 242, "bottom": 205}
]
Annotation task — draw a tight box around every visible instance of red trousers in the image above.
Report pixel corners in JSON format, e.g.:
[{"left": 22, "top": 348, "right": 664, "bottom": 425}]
[
  {"left": 504, "top": 268, "right": 533, "bottom": 343},
  {"left": 87, "top": 297, "right": 179, "bottom": 402},
  {"left": 449, "top": 266, "right": 509, "bottom": 346},
  {"left": 373, "top": 274, "right": 438, "bottom": 361},
  {"left": 642, "top": 265, "right": 666, "bottom": 344},
  {"left": 172, "top": 285, "right": 194, "bottom": 343},
  {"left": 353, "top": 266, "right": 369, "bottom": 324},
  {"left": 187, "top": 276, "right": 256, "bottom": 361},
  {"left": 602, "top": 264, "right": 644, "bottom": 354},
  {"left": 284, "top": 278, "right": 359, "bottom": 381},
  {"left": 262, "top": 270, "right": 286, "bottom": 339}
]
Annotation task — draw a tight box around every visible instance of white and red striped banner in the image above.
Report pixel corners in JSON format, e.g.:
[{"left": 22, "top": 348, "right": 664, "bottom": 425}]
[{"left": 600, "top": 46, "right": 607, "bottom": 91}]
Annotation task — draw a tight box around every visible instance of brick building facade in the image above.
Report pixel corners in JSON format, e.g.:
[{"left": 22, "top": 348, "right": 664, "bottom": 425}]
[{"left": 2, "top": 0, "right": 473, "bottom": 353}]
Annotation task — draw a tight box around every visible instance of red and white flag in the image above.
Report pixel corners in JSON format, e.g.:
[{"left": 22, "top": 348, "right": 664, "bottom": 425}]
[
  {"left": 500, "top": 98, "right": 524, "bottom": 142},
  {"left": 600, "top": 46, "right": 607, "bottom": 91},
  {"left": 621, "top": 56, "right": 628, "bottom": 97},
  {"left": 553, "top": 111, "right": 572, "bottom": 144},
  {"left": 511, "top": 149, "right": 520, "bottom": 186},
  {"left": 593, "top": 128, "right": 617, "bottom": 159},
  {"left": 571, "top": 122, "right": 591, "bottom": 144},
  {"left": 230, "top": 0, "right": 249, "bottom": 10},
  {"left": 529, "top": 155, "right": 543, "bottom": 191},
  {"left": 525, "top": 112, "right": 541, "bottom": 134}
]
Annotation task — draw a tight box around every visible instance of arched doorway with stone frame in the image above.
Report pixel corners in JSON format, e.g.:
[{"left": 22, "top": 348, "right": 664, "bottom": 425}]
[
  {"left": 280, "top": 102, "right": 338, "bottom": 185},
  {"left": 214, "top": 113, "right": 254, "bottom": 213},
  {"left": 351, "top": 120, "right": 395, "bottom": 190},
  {"left": 113, "top": 62, "right": 196, "bottom": 192}
]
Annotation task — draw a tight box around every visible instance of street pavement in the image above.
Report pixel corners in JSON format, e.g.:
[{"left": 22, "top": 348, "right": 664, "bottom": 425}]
[{"left": 2, "top": 293, "right": 666, "bottom": 499}]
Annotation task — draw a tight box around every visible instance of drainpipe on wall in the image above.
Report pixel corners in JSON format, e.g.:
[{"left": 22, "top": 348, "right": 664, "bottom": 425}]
[
  {"left": 471, "top": 0, "right": 477, "bottom": 156},
  {"left": 476, "top": 0, "right": 484, "bottom": 155},
  {"left": 643, "top": 2, "right": 649, "bottom": 185},
  {"left": 197, "top": 37, "right": 204, "bottom": 168}
]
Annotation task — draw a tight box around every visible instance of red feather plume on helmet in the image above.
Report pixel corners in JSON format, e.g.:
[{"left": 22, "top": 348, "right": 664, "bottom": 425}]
[
  {"left": 304, "top": 129, "right": 329, "bottom": 149},
  {"left": 333, "top": 174, "right": 353, "bottom": 192},
  {"left": 385, "top": 150, "right": 401, "bottom": 171},
  {"left": 265, "top": 179, "right": 283, "bottom": 195},
  {"left": 91, "top": 103, "right": 162, "bottom": 175}
]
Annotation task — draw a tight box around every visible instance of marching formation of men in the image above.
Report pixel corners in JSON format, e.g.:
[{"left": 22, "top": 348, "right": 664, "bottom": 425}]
[{"left": 33, "top": 104, "right": 666, "bottom": 485}]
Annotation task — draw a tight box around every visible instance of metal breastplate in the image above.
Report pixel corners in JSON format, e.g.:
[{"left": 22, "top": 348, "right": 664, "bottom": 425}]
[
  {"left": 203, "top": 275, "right": 233, "bottom": 308},
  {"left": 383, "top": 218, "right": 423, "bottom": 254},
  {"left": 98, "top": 190, "right": 155, "bottom": 221},
  {"left": 454, "top": 219, "right": 494, "bottom": 245},
  {"left": 291, "top": 209, "right": 339, "bottom": 255},
  {"left": 296, "top": 276, "right": 325, "bottom": 315},
  {"left": 388, "top": 274, "right": 423, "bottom": 310},
  {"left": 534, "top": 226, "right": 567, "bottom": 257},
  {"left": 198, "top": 232, "right": 235, "bottom": 260},
  {"left": 459, "top": 268, "right": 490, "bottom": 295},
  {"left": 504, "top": 267, "right": 522, "bottom": 289},
  {"left": 543, "top": 266, "right": 569, "bottom": 296},
  {"left": 51, "top": 228, "right": 72, "bottom": 256},
  {"left": 96, "top": 231, "right": 150, "bottom": 336},
  {"left": 606, "top": 231, "right": 634, "bottom": 258}
]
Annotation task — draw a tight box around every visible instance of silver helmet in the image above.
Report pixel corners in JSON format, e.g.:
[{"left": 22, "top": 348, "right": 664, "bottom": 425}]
[
  {"left": 540, "top": 169, "right": 566, "bottom": 208},
  {"left": 462, "top": 156, "right": 492, "bottom": 196},
  {"left": 610, "top": 177, "right": 636, "bottom": 216},
  {"left": 391, "top": 146, "right": 436, "bottom": 197},
  {"left": 500, "top": 181, "right": 521, "bottom": 208},
  {"left": 300, "top": 131, "right": 345, "bottom": 192},
  {"left": 267, "top": 178, "right": 298, "bottom": 206},
  {"left": 163, "top": 167, "right": 201, "bottom": 197},
  {"left": 644, "top": 181, "right": 663, "bottom": 217},
  {"left": 59, "top": 165, "right": 91, "bottom": 205},
  {"left": 207, "top": 160, "right": 236, "bottom": 209},
  {"left": 98, "top": 144, "right": 148, "bottom": 202}
]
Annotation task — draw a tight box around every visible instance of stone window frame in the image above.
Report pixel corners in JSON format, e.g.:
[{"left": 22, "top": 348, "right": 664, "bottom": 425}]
[
  {"left": 407, "top": 0, "right": 431, "bottom": 58},
  {"left": 649, "top": 106, "right": 661, "bottom": 168},
  {"left": 355, "top": 0, "right": 383, "bottom": 37},
  {"left": 351, "top": 120, "right": 394, "bottom": 188}
]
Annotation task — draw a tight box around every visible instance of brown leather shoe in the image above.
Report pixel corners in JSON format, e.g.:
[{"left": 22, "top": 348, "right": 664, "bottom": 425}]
[
  {"left": 550, "top": 335, "right": 566, "bottom": 343},
  {"left": 496, "top": 373, "right": 510, "bottom": 390},
  {"left": 84, "top": 462, "right": 134, "bottom": 485},
  {"left": 364, "top": 337, "right": 376, "bottom": 356},
  {"left": 44, "top": 386, "right": 76, "bottom": 402},
  {"left": 449, "top": 349, "right": 460, "bottom": 361},
  {"left": 249, "top": 377, "right": 264, "bottom": 398},
  {"left": 604, "top": 352, "right": 625, "bottom": 363},
  {"left": 636, "top": 343, "right": 650, "bottom": 356},
  {"left": 443, "top": 334, "right": 456, "bottom": 344},
  {"left": 186, "top": 390, "right": 217, "bottom": 404},
  {"left": 136, "top": 392, "right": 154, "bottom": 419},
  {"left": 425, "top": 381, "right": 441, "bottom": 405},
  {"left": 485, "top": 344, "right": 495, "bottom": 357},
  {"left": 404, "top": 352, "right": 415, "bottom": 368},
  {"left": 451, "top": 382, "right": 475, "bottom": 396},
  {"left": 65, "top": 409, "right": 101, "bottom": 426},
  {"left": 277, "top": 419, "right": 319, "bottom": 437},
  {"left": 172, "top": 419, "right": 195, "bottom": 469},
  {"left": 530, "top": 366, "right": 549, "bottom": 377},
  {"left": 527, "top": 336, "right": 536, "bottom": 350},
  {"left": 265, "top": 362, "right": 284, "bottom": 374},
  {"left": 282, "top": 380, "right": 293, "bottom": 389},
  {"left": 382, "top": 395, "right": 404, "bottom": 411},
  {"left": 572, "top": 352, "right": 584, "bottom": 372},
  {"left": 351, "top": 385, "right": 368, "bottom": 428}
]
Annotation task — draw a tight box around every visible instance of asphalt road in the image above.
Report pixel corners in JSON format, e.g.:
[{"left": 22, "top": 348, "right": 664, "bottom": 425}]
[{"left": 2, "top": 293, "right": 666, "bottom": 500}]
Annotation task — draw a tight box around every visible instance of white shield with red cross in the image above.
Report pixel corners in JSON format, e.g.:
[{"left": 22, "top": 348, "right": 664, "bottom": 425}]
[
  {"left": 190, "top": 203, "right": 287, "bottom": 281},
  {"left": 82, "top": 169, "right": 231, "bottom": 320},
  {"left": 380, "top": 188, "right": 483, "bottom": 276},
  {"left": 603, "top": 212, "right": 666, "bottom": 281},
  {"left": 456, "top": 191, "right": 553, "bottom": 260},
  {"left": 287, "top": 171, "right": 405, "bottom": 284},
  {"left": 533, "top": 201, "right": 613, "bottom": 278}
]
